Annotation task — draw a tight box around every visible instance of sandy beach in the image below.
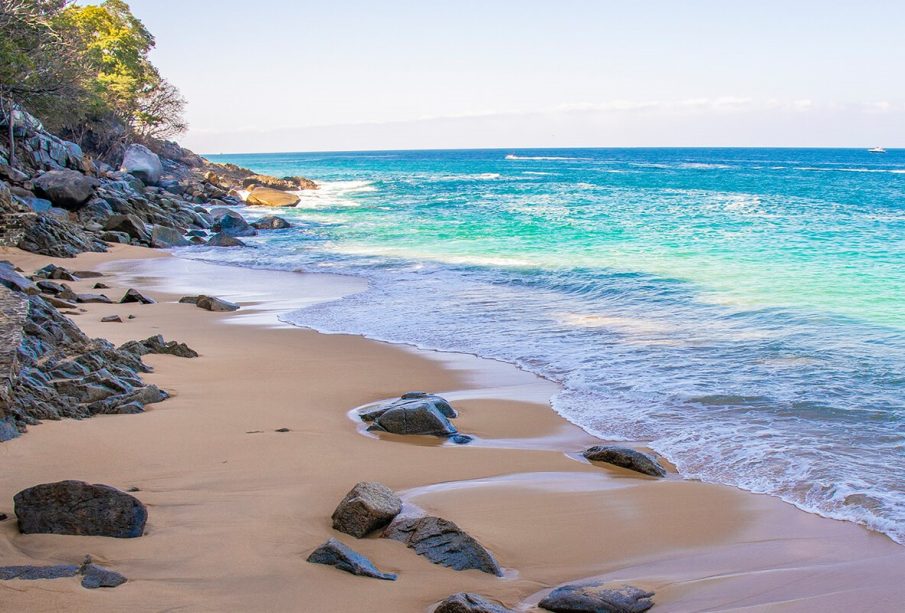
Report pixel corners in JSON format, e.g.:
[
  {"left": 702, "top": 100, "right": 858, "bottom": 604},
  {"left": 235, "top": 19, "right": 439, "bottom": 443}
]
[{"left": 2, "top": 244, "right": 905, "bottom": 612}]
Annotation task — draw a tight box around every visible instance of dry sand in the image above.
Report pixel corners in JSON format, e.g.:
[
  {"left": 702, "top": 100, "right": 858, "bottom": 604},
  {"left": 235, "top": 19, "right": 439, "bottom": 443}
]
[{"left": 1, "top": 244, "right": 904, "bottom": 612}]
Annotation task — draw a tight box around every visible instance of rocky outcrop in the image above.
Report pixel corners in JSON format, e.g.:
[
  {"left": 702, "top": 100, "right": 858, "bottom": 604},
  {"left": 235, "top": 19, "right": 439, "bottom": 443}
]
[
  {"left": 245, "top": 186, "right": 300, "bottom": 207},
  {"left": 383, "top": 515, "right": 502, "bottom": 576},
  {"left": 306, "top": 538, "right": 397, "bottom": 581},
  {"left": 242, "top": 174, "right": 317, "bottom": 192},
  {"left": 331, "top": 482, "right": 403, "bottom": 538},
  {"left": 32, "top": 170, "right": 98, "bottom": 209},
  {"left": 120, "top": 144, "right": 163, "bottom": 185},
  {"left": 14, "top": 480, "right": 147, "bottom": 538},
  {"left": 104, "top": 214, "right": 150, "bottom": 242},
  {"left": 434, "top": 593, "right": 513, "bottom": 613},
  {"left": 581, "top": 446, "right": 666, "bottom": 477},
  {"left": 538, "top": 583, "right": 655, "bottom": 613},
  {"left": 252, "top": 215, "right": 291, "bottom": 230},
  {"left": 0, "top": 270, "right": 169, "bottom": 435}
]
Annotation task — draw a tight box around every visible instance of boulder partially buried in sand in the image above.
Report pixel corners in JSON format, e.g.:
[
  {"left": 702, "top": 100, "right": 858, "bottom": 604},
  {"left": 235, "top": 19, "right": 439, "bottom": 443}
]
[
  {"left": 581, "top": 445, "right": 666, "bottom": 477},
  {"left": 538, "top": 582, "right": 655, "bottom": 613},
  {"left": 306, "top": 538, "right": 397, "bottom": 580},
  {"left": 332, "top": 481, "right": 403, "bottom": 538},
  {"left": 359, "top": 393, "right": 460, "bottom": 438},
  {"left": 435, "top": 593, "right": 514, "bottom": 613},
  {"left": 245, "top": 186, "right": 300, "bottom": 207},
  {"left": 382, "top": 514, "right": 502, "bottom": 576},
  {"left": 14, "top": 480, "right": 147, "bottom": 538}
]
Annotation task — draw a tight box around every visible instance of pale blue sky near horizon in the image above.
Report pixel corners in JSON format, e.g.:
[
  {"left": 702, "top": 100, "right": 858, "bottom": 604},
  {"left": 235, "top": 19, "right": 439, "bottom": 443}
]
[{"left": 105, "top": 0, "right": 904, "bottom": 152}]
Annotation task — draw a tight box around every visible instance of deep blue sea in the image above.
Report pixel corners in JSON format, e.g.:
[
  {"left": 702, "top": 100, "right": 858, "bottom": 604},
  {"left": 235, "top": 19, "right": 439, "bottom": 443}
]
[{"left": 199, "top": 148, "right": 905, "bottom": 542}]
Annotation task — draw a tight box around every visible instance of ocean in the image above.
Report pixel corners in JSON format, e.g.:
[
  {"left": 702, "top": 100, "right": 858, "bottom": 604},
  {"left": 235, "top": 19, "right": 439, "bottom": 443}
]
[{"left": 198, "top": 147, "right": 905, "bottom": 543}]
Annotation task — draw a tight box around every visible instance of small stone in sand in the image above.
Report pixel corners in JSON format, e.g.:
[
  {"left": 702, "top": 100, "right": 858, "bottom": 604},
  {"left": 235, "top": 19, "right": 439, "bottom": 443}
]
[
  {"left": 128, "top": 314, "right": 136, "bottom": 319},
  {"left": 582, "top": 445, "right": 666, "bottom": 477},
  {"left": 435, "top": 592, "right": 514, "bottom": 613},
  {"left": 93, "top": 282, "right": 110, "bottom": 289},
  {"left": 101, "top": 315, "right": 123, "bottom": 323},
  {"left": 275, "top": 427, "right": 290, "bottom": 432},
  {"left": 306, "top": 538, "right": 397, "bottom": 581},
  {"left": 127, "top": 487, "right": 141, "bottom": 492},
  {"left": 120, "top": 288, "right": 156, "bottom": 304},
  {"left": 0, "top": 513, "right": 7, "bottom": 521},
  {"left": 538, "top": 582, "right": 655, "bottom": 613}
]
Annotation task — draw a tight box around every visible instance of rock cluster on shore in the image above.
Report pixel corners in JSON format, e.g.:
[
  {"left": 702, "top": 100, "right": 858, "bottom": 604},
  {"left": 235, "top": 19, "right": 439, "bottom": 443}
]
[{"left": 0, "top": 107, "right": 315, "bottom": 258}]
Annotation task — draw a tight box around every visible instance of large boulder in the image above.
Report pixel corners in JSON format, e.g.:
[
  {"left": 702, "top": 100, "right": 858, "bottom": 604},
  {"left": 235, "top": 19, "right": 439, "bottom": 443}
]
[
  {"left": 150, "top": 225, "right": 191, "bottom": 248},
  {"left": 245, "top": 186, "right": 300, "bottom": 207},
  {"left": 207, "top": 233, "right": 246, "bottom": 247},
  {"left": 435, "top": 593, "right": 513, "bottom": 613},
  {"left": 331, "top": 481, "right": 402, "bottom": 538},
  {"left": 538, "top": 583, "right": 655, "bottom": 613},
  {"left": 582, "top": 446, "right": 666, "bottom": 477},
  {"left": 120, "top": 144, "right": 163, "bottom": 185},
  {"left": 32, "top": 170, "right": 98, "bottom": 209},
  {"left": 359, "top": 393, "right": 457, "bottom": 422},
  {"left": 14, "top": 480, "right": 147, "bottom": 538},
  {"left": 382, "top": 515, "right": 502, "bottom": 576},
  {"left": 306, "top": 538, "right": 397, "bottom": 581},
  {"left": 211, "top": 211, "right": 255, "bottom": 237},
  {"left": 365, "top": 399, "right": 458, "bottom": 437},
  {"left": 103, "top": 214, "right": 150, "bottom": 242}
]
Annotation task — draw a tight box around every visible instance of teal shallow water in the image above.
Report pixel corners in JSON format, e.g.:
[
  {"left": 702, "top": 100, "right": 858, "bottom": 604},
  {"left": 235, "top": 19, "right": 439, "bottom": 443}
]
[{"left": 198, "top": 148, "right": 905, "bottom": 541}]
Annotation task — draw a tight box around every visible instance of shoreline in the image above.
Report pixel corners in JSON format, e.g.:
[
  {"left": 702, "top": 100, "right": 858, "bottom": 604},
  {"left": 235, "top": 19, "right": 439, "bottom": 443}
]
[{"left": 2, "top": 245, "right": 905, "bottom": 611}]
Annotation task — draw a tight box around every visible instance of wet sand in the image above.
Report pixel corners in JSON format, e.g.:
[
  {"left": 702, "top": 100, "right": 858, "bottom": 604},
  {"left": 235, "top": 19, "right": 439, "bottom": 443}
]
[{"left": 1, "top": 244, "right": 904, "bottom": 612}]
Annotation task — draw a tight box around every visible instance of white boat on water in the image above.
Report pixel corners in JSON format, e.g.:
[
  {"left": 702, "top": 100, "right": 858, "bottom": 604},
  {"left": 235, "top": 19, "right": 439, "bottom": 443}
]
[{"left": 868, "top": 146, "right": 887, "bottom": 153}]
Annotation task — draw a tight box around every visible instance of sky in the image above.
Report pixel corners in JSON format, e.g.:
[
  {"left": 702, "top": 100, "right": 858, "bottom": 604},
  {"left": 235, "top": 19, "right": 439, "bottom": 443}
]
[{"left": 115, "top": 0, "right": 905, "bottom": 153}]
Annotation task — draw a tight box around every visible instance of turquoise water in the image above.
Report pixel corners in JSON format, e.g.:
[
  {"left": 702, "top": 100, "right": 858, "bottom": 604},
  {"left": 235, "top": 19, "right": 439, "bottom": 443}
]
[{"left": 200, "top": 148, "right": 905, "bottom": 541}]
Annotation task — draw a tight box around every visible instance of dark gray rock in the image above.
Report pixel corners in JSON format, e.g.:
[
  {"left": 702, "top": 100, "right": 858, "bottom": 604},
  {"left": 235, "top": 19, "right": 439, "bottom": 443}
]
[
  {"left": 32, "top": 170, "right": 98, "bottom": 209},
  {"left": 212, "top": 212, "right": 255, "bottom": 237},
  {"left": 178, "top": 295, "right": 199, "bottom": 304},
  {"left": 34, "top": 263, "right": 77, "bottom": 280},
  {"left": 435, "top": 593, "right": 514, "bottom": 613},
  {"left": 581, "top": 446, "right": 666, "bottom": 477},
  {"left": 120, "top": 288, "right": 156, "bottom": 304},
  {"left": 306, "top": 538, "right": 396, "bottom": 581},
  {"left": 150, "top": 225, "right": 191, "bottom": 248},
  {"left": 101, "top": 315, "right": 123, "bottom": 323},
  {"left": 80, "top": 563, "right": 127, "bottom": 589},
  {"left": 195, "top": 295, "right": 239, "bottom": 312},
  {"left": 37, "top": 279, "right": 65, "bottom": 294},
  {"left": 120, "top": 144, "right": 162, "bottom": 185},
  {"left": 382, "top": 515, "right": 502, "bottom": 576},
  {"left": 331, "top": 481, "right": 402, "bottom": 538},
  {"left": 15, "top": 214, "right": 107, "bottom": 257},
  {"left": 76, "top": 293, "right": 112, "bottom": 304},
  {"left": 538, "top": 583, "right": 655, "bottom": 613},
  {"left": 119, "top": 334, "right": 198, "bottom": 358},
  {"left": 207, "top": 232, "right": 246, "bottom": 247},
  {"left": 103, "top": 214, "right": 150, "bottom": 242},
  {"left": 359, "top": 393, "right": 457, "bottom": 422},
  {"left": 366, "top": 401, "right": 458, "bottom": 437},
  {"left": 0, "top": 261, "right": 37, "bottom": 294},
  {"left": 251, "top": 215, "right": 291, "bottom": 230},
  {"left": 0, "top": 564, "right": 79, "bottom": 581},
  {"left": 94, "top": 282, "right": 110, "bottom": 289},
  {"left": 14, "top": 480, "right": 147, "bottom": 538},
  {"left": 101, "top": 230, "right": 130, "bottom": 244}
]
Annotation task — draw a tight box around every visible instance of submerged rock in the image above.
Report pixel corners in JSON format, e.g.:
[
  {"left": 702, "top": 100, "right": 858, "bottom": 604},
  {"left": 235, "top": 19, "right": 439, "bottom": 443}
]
[
  {"left": 207, "top": 232, "right": 246, "bottom": 247},
  {"left": 435, "top": 593, "right": 514, "bottom": 613},
  {"left": 211, "top": 211, "right": 255, "bottom": 237},
  {"left": 382, "top": 515, "right": 502, "bottom": 576},
  {"left": 538, "top": 582, "right": 655, "bottom": 613},
  {"left": 14, "top": 480, "right": 147, "bottom": 538},
  {"left": 331, "top": 481, "right": 402, "bottom": 538},
  {"left": 581, "top": 446, "right": 666, "bottom": 477},
  {"left": 306, "top": 538, "right": 397, "bottom": 580},
  {"left": 251, "top": 215, "right": 291, "bottom": 230}
]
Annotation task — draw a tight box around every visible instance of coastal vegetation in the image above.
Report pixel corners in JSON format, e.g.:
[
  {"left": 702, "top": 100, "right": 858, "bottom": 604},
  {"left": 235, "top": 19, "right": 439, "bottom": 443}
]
[{"left": 0, "top": 0, "right": 186, "bottom": 162}]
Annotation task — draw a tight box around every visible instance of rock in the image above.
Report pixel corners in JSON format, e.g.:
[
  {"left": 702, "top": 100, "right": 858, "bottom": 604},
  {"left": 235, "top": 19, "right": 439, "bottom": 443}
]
[
  {"left": 94, "top": 282, "right": 110, "bottom": 289},
  {"left": 245, "top": 186, "right": 300, "bottom": 207},
  {"left": 119, "top": 334, "right": 198, "bottom": 358},
  {"left": 382, "top": 515, "right": 502, "bottom": 576},
  {"left": 15, "top": 214, "right": 107, "bottom": 257},
  {"left": 101, "top": 315, "right": 123, "bottom": 323},
  {"left": 365, "top": 399, "right": 458, "bottom": 437},
  {"left": 581, "top": 446, "right": 666, "bottom": 477},
  {"left": 0, "top": 513, "right": 7, "bottom": 521},
  {"left": 449, "top": 434, "right": 474, "bottom": 445},
  {"left": 435, "top": 593, "right": 513, "bottom": 613},
  {"left": 360, "top": 393, "right": 457, "bottom": 422},
  {"left": 79, "top": 561, "right": 127, "bottom": 589},
  {"left": 76, "top": 293, "right": 113, "bottom": 304},
  {"left": 103, "top": 214, "right": 150, "bottom": 242},
  {"left": 120, "top": 288, "right": 156, "bottom": 304},
  {"left": 331, "top": 482, "right": 403, "bottom": 538},
  {"left": 0, "top": 564, "right": 80, "bottom": 581},
  {"left": 211, "top": 211, "right": 255, "bottom": 237},
  {"left": 73, "top": 270, "right": 104, "bottom": 278},
  {"left": 101, "top": 230, "right": 131, "bottom": 244},
  {"left": 275, "top": 427, "right": 290, "bottom": 432},
  {"left": 207, "top": 233, "right": 246, "bottom": 247},
  {"left": 306, "top": 538, "right": 396, "bottom": 581},
  {"left": 538, "top": 583, "right": 655, "bottom": 613},
  {"left": 120, "top": 144, "right": 163, "bottom": 185},
  {"left": 150, "top": 225, "right": 191, "bottom": 248},
  {"left": 242, "top": 174, "right": 317, "bottom": 191},
  {"left": 195, "top": 295, "right": 240, "bottom": 312},
  {"left": 32, "top": 170, "right": 98, "bottom": 209},
  {"left": 0, "top": 261, "right": 38, "bottom": 294},
  {"left": 34, "top": 263, "right": 77, "bottom": 280},
  {"left": 251, "top": 215, "right": 291, "bottom": 230},
  {"left": 178, "top": 295, "right": 199, "bottom": 304},
  {"left": 14, "top": 480, "right": 147, "bottom": 538}
]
